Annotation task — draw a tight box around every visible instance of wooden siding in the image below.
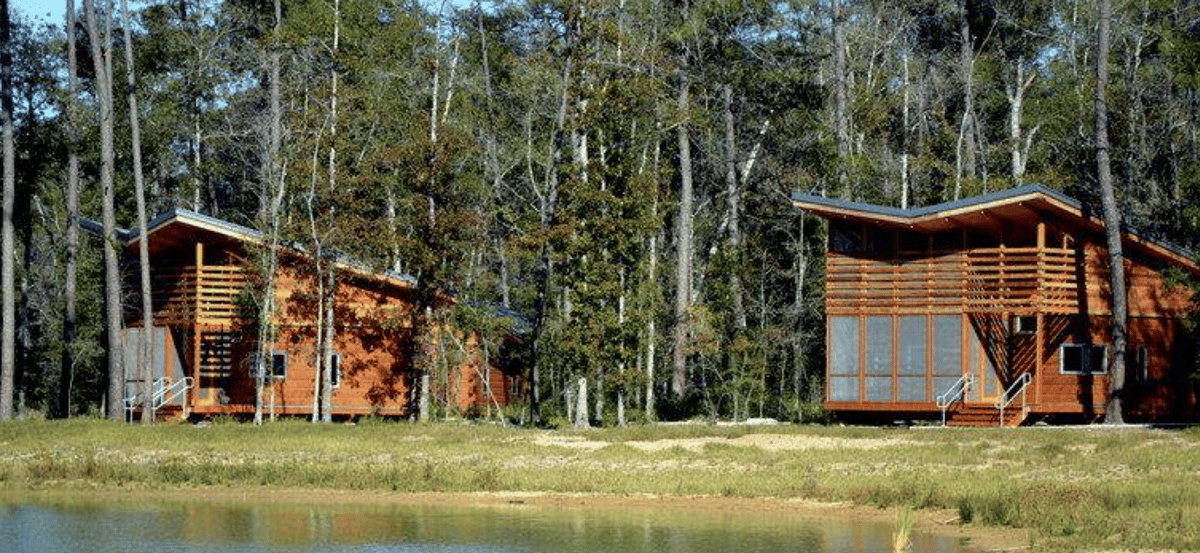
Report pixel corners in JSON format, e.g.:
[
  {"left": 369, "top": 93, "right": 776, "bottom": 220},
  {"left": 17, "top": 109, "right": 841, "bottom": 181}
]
[
  {"left": 125, "top": 216, "right": 524, "bottom": 420},
  {"left": 823, "top": 227, "right": 1194, "bottom": 423}
]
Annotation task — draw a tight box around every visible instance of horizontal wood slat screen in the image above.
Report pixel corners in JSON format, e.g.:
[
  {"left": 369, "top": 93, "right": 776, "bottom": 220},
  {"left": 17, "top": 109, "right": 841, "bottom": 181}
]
[
  {"left": 827, "top": 247, "right": 1079, "bottom": 315},
  {"left": 147, "top": 265, "right": 249, "bottom": 325}
]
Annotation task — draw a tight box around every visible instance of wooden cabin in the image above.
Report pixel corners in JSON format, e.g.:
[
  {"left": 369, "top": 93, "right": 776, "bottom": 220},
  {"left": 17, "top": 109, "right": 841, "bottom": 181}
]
[
  {"left": 114, "top": 209, "right": 525, "bottom": 421},
  {"left": 792, "top": 185, "right": 1200, "bottom": 426}
]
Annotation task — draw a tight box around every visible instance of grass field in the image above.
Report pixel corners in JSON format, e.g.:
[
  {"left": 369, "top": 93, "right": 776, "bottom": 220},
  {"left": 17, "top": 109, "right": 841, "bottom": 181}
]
[{"left": 1, "top": 419, "right": 1198, "bottom": 552}]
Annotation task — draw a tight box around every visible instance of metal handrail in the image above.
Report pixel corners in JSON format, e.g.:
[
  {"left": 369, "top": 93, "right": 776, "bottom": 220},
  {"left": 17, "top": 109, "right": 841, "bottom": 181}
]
[
  {"left": 995, "top": 372, "right": 1033, "bottom": 427},
  {"left": 936, "top": 374, "right": 973, "bottom": 426},
  {"left": 154, "top": 377, "right": 194, "bottom": 409},
  {"left": 124, "top": 377, "right": 195, "bottom": 421}
]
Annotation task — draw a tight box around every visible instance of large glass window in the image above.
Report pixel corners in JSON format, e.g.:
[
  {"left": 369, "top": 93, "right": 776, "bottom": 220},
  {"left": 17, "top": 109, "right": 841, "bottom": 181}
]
[
  {"left": 865, "top": 316, "right": 893, "bottom": 401},
  {"left": 932, "top": 316, "right": 963, "bottom": 402},
  {"left": 828, "top": 317, "right": 859, "bottom": 401},
  {"left": 897, "top": 316, "right": 928, "bottom": 401}
]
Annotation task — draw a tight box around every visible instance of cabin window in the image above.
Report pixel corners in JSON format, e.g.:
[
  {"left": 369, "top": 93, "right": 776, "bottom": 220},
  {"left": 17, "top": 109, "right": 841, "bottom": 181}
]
[
  {"left": 931, "top": 315, "right": 962, "bottom": 400},
  {"left": 865, "top": 316, "right": 893, "bottom": 402},
  {"left": 269, "top": 352, "right": 288, "bottom": 379},
  {"left": 897, "top": 316, "right": 927, "bottom": 401},
  {"left": 932, "top": 231, "right": 962, "bottom": 252},
  {"left": 830, "top": 222, "right": 863, "bottom": 253},
  {"left": 865, "top": 229, "right": 893, "bottom": 255},
  {"left": 1013, "top": 316, "right": 1037, "bottom": 335},
  {"left": 330, "top": 352, "right": 342, "bottom": 388},
  {"left": 1128, "top": 346, "right": 1148, "bottom": 385},
  {"left": 828, "top": 317, "right": 859, "bottom": 401},
  {"left": 967, "top": 231, "right": 999, "bottom": 248},
  {"left": 898, "top": 231, "right": 926, "bottom": 254},
  {"left": 1060, "top": 344, "right": 1107, "bottom": 375}
]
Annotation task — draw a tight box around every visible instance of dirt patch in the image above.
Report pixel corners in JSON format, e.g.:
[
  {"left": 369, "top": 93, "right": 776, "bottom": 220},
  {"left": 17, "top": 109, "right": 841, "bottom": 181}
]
[{"left": 533, "top": 432, "right": 917, "bottom": 452}]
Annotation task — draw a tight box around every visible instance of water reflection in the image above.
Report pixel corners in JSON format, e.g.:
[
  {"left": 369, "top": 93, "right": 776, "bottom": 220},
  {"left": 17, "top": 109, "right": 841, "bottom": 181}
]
[{"left": 0, "top": 496, "right": 966, "bottom": 553}]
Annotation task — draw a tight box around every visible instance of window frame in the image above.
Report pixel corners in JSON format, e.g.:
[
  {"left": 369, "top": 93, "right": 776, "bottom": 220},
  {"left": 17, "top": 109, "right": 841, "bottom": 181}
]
[
  {"left": 1059, "top": 343, "right": 1108, "bottom": 375},
  {"left": 1128, "top": 346, "right": 1148, "bottom": 385},
  {"left": 269, "top": 351, "right": 288, "bottom": 379},
  {"left": 1013, "top": 315, "right": 1037, "bottom": 335},
  {"left": 330, "top": 352, "right": 341, "bottom": 388}
]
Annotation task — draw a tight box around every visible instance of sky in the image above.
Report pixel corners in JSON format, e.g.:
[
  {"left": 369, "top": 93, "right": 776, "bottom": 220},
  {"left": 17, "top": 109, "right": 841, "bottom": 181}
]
[
  {"left": 11, "top": 0, "right": 470, "bottom": 28},
  {"left": 12, "top": 0, "right": 65, "bottom": 25}
]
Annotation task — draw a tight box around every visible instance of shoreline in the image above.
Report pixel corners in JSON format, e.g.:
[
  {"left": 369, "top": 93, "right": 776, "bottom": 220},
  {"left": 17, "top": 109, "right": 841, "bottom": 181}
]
[{"left": 2, "top": 487, "right": 1028, "bottom": 552}]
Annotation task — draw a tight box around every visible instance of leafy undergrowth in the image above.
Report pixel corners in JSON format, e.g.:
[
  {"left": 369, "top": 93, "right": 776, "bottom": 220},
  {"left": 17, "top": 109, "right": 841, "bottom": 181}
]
[{"left": 2, "top": 419, "right": 1199, "bottom": 552}]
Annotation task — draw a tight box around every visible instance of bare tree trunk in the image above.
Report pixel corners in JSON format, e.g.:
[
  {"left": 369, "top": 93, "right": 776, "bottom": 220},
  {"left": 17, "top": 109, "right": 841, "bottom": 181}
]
[
  {"left": 0, "top": 0, "right": 13, "bottom": 420},
  {"left": 59, "top": 0, "right": 81, "bottom": 418},
  {"left": 310, "top": 269, "right": 324, "bottom": 423},
  {"left": 574, "top": 375, "right": 588, "bottom": 427},
  {"left": 319, "top": 0, "right": 340, "bottom": 424},
  {"left": 645, "top": 204, "right": 658, "bottom": 421},
  {"left": 84, "top": 0, "right": 124, "bottom": 421},
  {"left": 320, "top": 269, "right": 335, "bottom": 422},
  {"left": 1096, "top": 0, "right": 1126, "bottom": 424},
  {"left": 722, "top": 85, "right": 747, "bottom": 332},
  {"left": 418, "top": 305, "right": 433, "bottom": 421},
  {"left": 255, "top": 0, "right": 285, "bottom": 426},
  {"left": 672, "top": 67, "right": 693, "bottom": 401},
  {"left": 792, "top": 216, "right": 809, "bottom": 403},
  {"left": 119, "top": 0, "right": 154, "bottom": 425},
  {"left": 954, "top": 0, "right": 976, "bottom": 200},
  {"left": 1007, "top": 62, "right": 1037, "bottom": 184},
  {"left": 832, "top": 0, "right": 850, "bottom": 199},
  {"left": 901, "top": 50, "right": 910, "bottom": 208}
]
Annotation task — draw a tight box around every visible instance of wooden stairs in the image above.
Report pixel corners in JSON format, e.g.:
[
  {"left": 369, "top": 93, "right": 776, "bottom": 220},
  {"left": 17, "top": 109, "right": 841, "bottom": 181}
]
[{"left": 946, "top": 403, "right": 1027, "bottom": 427}]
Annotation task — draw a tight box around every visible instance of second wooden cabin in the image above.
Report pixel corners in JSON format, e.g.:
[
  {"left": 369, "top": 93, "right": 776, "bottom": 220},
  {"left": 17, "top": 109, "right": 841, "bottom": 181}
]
[
  {"left": 792, "top": 185, "right": 1199, "bottom": 426},
  {"left": 115, "top": 209, "right": 525, "bottom": 421}
]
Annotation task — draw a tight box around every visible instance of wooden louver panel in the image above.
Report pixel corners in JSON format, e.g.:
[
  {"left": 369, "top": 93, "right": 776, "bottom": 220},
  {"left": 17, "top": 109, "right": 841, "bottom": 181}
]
[
  {"left": 826, "top": 247, "right": 1079, "bottom": 315},
  {"left": 150, "top": 265, "right": 248, "bottom": 325}
]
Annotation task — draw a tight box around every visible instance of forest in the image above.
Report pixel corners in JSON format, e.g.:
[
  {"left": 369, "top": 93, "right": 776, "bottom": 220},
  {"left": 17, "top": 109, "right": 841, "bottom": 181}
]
[{"left": 0, "top": 0, "right": 1198, "bottom": 424}]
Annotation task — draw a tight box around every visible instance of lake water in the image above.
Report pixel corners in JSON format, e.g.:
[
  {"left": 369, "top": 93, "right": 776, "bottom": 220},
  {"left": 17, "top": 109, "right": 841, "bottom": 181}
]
[{"left": 0, "top": 495, "right": 969, "bottom": 553}]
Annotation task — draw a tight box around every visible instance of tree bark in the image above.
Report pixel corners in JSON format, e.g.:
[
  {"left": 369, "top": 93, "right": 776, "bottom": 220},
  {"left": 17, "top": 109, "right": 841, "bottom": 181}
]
[
  {"left": 119, "top": 0, "right": 154, "bottom": 425},
  {"left": 1095, "top": 0, "right": 1127, "bottom": 424},
  {"left": 319, "top": 0, "right": 340, "bottom": 424},
  {"left": 255, "top": 0, "right": 284, "bottom": 426},
  {"left": 574, "top": 375, "right": 588, "bottom": 427},
  {"left": 59, "top": 0, "right": 81, "bottom": 419},
  {"left": 954, "top": 0, "right": 976, "bottom": 200},
  {"left": 672, "top": 66, "right": 693, "bottom": 401},
  {"left": 831, "top": 0, "right": 850, "bottom": 199},
  {"left": 84, "top": 0, "right": 124, "bottom": 421},
  {"left": 0, "top": 0, "right": 13, "bottom": 421},
  {"left": 1007, "top": 62, "right": 1037, "bottom": 184},
  {"left": 722, "top": 85, "right": 747, "bottom": 332}
]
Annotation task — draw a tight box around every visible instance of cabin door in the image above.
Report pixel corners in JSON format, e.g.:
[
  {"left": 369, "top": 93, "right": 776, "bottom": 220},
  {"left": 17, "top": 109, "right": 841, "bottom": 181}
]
[{"left": 968, "top": 326, "right": 1002, "bottom": 403}]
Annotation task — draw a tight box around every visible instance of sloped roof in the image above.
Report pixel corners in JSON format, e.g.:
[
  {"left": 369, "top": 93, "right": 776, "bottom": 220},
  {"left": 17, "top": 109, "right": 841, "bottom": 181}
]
[
  {"left": 792, "top": 184, "right": 1200, "bottom": 275},
  {"left": 121, "top": 208, "right": 418, "bottom": 288}
]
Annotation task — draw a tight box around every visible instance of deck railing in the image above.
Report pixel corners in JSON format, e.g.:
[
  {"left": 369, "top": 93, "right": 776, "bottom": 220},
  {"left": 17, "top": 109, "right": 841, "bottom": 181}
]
[
  {"left": 936, "top": 373, "right": 974, "bottom": 427},
  {"left": 995, "top": 372, "right": 1033, "bottom": 427},
  {"left": 826, "top": 247, "right": 1078, "bottom": 315},
  {"left": 124, "top": 377, "right": 194, "bottom": 422}
]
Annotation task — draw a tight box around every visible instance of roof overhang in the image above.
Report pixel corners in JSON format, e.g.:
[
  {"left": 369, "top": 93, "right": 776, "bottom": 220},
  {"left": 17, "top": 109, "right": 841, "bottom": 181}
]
[
  {"left": 792, "top": 184, "right": 1200, "bottom": 276},
  {"left": 121, "top": 208, "right": 418, "bottom": 289}
]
